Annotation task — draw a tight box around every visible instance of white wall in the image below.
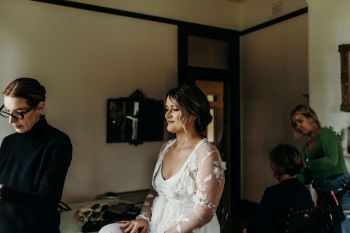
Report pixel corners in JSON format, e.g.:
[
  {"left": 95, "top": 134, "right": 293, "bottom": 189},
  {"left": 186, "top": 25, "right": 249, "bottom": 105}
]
[
  {"left": 72, "top": 0, "right": 241, "bottom": 30},
  {"left": 240, "top": 14, "right": 308, "bottom": 202},
  {"left": 308, "top": 0, "right": 350, "bottom": 168},
  {"left": 0, "top": 0, "right": 177, "bottom": 202},
  {"left": 239, "top": 0, "right": 307, "bottom": 30},
  {"left": 0, "top": 0, "right": 314, "bottom": 204}
]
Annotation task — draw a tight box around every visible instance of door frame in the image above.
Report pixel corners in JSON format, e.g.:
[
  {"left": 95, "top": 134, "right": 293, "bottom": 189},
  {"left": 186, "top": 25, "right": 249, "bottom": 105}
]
[{"left": 178, "top": 23, "right": 241, "bottom": 216}]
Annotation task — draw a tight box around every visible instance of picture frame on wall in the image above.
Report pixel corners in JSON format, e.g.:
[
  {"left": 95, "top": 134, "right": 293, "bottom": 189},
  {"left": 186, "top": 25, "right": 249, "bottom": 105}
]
[
  {"left": 107, "top": 90, "right": 164, "bottom": 145},
  {"left": 339, "top": 44, "right": 350, "bottom": 112}
]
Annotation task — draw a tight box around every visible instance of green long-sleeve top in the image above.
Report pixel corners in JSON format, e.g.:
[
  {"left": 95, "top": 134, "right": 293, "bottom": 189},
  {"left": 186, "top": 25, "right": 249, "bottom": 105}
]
[{"left": 300, "top": 127, "right": 348, "bottom": 183}]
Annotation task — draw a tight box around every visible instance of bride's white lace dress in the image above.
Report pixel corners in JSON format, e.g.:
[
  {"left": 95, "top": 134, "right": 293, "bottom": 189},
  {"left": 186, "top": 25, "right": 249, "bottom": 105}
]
[{"left": 138, "top": 138, "right": 226, "bottom": 233}]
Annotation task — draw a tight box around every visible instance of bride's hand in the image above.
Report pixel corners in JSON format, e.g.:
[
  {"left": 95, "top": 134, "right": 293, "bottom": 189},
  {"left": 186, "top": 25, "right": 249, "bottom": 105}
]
[{"left": 119, "top": 219, "right": 148, "bottom": 233}]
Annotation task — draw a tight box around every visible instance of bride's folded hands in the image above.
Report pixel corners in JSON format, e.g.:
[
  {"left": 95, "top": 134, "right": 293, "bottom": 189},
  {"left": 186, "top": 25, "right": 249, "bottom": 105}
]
[{"left": 119, "top": 219, "right": 148, "bottom": 233}]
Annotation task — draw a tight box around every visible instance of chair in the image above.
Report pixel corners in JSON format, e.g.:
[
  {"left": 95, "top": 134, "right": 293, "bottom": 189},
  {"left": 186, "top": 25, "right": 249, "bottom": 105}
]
[
  {"left": 216, "top": 185, "right": 229, "bottom": 233},
  {"left": 286, "top": 207, "right": 318, "bottom": 233},
  {"left": 286, "top": 189, "right": 345, "bottom": 233}
]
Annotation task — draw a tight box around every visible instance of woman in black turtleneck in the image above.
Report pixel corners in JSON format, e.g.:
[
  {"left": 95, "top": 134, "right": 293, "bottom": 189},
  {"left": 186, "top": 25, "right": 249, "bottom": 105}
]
[{"left": 0, "top": 77, "right": 72, "bottom": 233}]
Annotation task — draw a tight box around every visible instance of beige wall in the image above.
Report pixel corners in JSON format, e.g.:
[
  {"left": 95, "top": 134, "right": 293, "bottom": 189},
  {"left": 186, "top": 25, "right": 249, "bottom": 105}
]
[
  {"left": 240, "top": 14, "right": 308, "bottom": 202},
  {"left": 308, "top": 0, "right": 350, "bottom": 168},
  {"left": 0, "top": 0, "right": 314, "bottom": 204},
  {"left": 239, "top": 0, "right": 307, "bottom": 30},
  {"left": 0, "top": 0, "right": 177, "bottom": 202},
  {"left": 72, "top": 0, "right": 241, "bottom": 30},
  {"left": 241, "top": 0, "right": 350, "bottom": 202}
]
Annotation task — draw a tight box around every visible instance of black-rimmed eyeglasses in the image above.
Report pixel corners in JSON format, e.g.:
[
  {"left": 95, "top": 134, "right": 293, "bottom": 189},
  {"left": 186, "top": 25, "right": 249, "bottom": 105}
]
[{"left": 0, "top": 105, "right": 34, "bottom": 120}]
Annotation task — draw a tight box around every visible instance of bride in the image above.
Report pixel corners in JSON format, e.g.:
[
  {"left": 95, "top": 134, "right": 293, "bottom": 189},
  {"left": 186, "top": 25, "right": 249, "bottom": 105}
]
[{"left": 99, "top": 85, "right": 226, "bottom": 233}]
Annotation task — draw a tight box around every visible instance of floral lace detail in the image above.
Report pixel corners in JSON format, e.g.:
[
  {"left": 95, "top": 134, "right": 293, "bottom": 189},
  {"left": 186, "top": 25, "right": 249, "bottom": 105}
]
[
  {"left": 140, "top": 139, "right": 226, "bottom": 233},
  {"left": 136, "top": 187, "right": 158, "bottom": 222},
  {"left": 136, "top": 214, "right": 150, "bottom": 222},
  {"left": 214, "top": 161, "right": 226, "bottom": 180},
  {"left": 193, "top": 149, "right": 226, "bottom": 214},
  {"left": 136, "top": 141, "right": 174, "bottom": 223},
  {"left": 176, "top": 224, "right": 182, "bottom": 233}
]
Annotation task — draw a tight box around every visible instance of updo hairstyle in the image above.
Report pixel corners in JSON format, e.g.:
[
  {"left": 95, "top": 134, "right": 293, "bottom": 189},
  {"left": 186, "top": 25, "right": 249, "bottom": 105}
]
[
  {"left": 165, "top": 84, "right": 212, "bottom": 134},
  {"left": 2, "top": 77, "right": 46, "bottom": 107}
]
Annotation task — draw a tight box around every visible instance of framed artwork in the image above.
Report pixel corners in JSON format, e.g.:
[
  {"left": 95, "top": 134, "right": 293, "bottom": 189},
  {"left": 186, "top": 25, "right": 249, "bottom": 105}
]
[
  {"left": 339, "top": 44, "right": 350, "bottom": 111},
  {"left": 107, "top": 90, "right": 164, "bottom": 145}
]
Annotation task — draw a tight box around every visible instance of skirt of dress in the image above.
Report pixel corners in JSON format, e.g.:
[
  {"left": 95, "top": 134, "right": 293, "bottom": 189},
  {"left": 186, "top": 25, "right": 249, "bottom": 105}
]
[
  {"left": 98, "top": 223, "right": 122, "bottom": 233},
  {"left": 150, "top": 195, "right": 220, "bottom": 233}
]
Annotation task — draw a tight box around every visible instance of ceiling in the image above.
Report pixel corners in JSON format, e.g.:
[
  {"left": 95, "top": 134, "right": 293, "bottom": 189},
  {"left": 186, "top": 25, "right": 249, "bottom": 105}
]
[{"left": 227, "top": 0, "right": 247, "bottom": 3}]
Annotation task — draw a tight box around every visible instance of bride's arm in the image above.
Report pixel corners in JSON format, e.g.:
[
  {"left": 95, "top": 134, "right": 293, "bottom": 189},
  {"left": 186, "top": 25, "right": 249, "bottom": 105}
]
[
  {"left": 118, "top": 187, "right": 158, "bottom": 233},
  {"left": 137, "top": 141, "right": 171, "bottom": 222},
  {"left": 136, "top": 187, "right": 158, "bottom": 222},
  {"left": 165, "top": 146, "right": 226, "bottom": 233}
]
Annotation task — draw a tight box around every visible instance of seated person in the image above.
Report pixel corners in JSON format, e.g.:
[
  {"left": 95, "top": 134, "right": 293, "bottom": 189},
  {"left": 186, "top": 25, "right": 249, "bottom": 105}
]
[
  {"left": 243, "top": 144, "right": 314, "bottom": 233},
  {"left": 99, "top": 85, "right": 226, "bottom": 233}
]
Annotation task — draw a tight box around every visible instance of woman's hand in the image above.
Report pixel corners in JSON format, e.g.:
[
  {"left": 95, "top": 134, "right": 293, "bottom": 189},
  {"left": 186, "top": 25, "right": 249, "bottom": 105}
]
[
  {"left": 119, "top": 219, "right": 149, "bottom": 233},
  {"left": 242, "top": 227, "right": 247, "bottom": 233}
]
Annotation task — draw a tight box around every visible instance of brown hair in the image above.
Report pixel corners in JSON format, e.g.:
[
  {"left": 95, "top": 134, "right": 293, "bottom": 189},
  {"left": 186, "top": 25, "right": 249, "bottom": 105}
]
[
  {"left": 165, "top": 84, "right": 212, "bottom": 134},
  {"left": 290, "top": 104, "right": 321, "bottom": 129},
  {"left": 2, "top": 77, "right": 46, "bottom": 107},
  {"left": 269, "top": 144, "right": 304, "bottom": 178}
]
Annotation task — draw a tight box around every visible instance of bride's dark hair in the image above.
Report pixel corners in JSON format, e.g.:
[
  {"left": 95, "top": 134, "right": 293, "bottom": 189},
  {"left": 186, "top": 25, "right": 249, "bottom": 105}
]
[{"left": 165, "top": 84, "right": 212, "bottom": 134}]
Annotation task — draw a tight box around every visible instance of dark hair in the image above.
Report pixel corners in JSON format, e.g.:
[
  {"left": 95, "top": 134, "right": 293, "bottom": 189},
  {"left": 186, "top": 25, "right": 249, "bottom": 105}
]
[
  {"left": 165, "top": 84, "right": 212, "bottom": 134},
  {"left": 290, "top": 104, "right": 321, "bottom": 129},
  {"left": 2, "top": 77, "right": 46, "bottom": 107},
  {"left": 269, "top": 144, "right": 304, "bottom": 178}
]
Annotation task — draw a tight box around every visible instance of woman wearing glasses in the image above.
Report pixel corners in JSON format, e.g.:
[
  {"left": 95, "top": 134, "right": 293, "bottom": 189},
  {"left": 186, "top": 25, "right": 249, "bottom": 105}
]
[{"left": 0, "top": 77, "right": 72, "bottom": 233}]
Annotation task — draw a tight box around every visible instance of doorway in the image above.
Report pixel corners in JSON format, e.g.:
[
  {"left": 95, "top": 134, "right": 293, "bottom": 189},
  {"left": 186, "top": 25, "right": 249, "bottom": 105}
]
[
  {"left": 178, "top": 23, "right": 240, "bottom": 220},
  {"left": 196, "top": 80, "right": 224, "bottom": 146}
]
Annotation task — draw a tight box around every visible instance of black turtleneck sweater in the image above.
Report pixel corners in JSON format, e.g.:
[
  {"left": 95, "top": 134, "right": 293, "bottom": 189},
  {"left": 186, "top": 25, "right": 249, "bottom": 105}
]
[{"left": 0, "top": 116, "right": 72, "bottom": 233}]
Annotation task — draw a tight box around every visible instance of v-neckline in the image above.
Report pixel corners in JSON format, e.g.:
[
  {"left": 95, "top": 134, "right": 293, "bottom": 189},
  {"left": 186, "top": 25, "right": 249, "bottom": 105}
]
[
  {"left": 306, "top": 134, "right": 318, "bottom": 153},
  {"left": 160, "top": 138, "right": 206, "bottom": 181}
]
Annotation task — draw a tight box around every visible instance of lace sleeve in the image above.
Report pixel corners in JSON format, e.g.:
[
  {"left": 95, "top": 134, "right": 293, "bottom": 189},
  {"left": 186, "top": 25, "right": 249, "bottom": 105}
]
[
  {"left": 136, "top": 187, "right": 158, "bottom": 222},
  {"left": 166, "top": 143, "right": 226, "bottom": 233}
]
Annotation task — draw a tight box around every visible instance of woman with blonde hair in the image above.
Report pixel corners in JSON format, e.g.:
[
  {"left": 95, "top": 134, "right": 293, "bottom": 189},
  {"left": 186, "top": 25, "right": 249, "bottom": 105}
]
[{"left": 290, "top": 104, "right": 350, "bottom": 233}]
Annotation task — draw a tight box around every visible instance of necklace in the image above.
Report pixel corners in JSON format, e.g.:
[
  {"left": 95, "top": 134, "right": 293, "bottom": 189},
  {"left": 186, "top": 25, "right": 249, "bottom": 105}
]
[{"left": 309, "top": 128, "right": 319, "bottom": 139}]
